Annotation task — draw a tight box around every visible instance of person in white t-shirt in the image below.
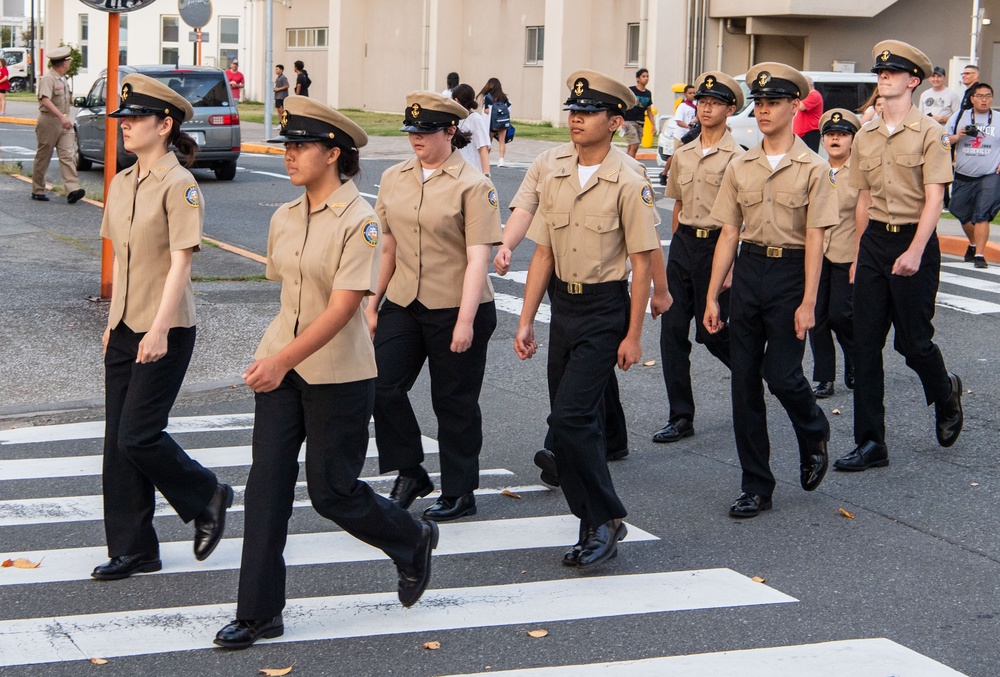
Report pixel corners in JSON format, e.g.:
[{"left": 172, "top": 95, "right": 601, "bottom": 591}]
[
  {"left": 919, "top": 66, "right": 962, "bottom": 125},
  {"left": 452, "top": 84, "right": 491, "bottom": 176},
  {"left": 657, "top": 84, "right": 697, "bottom": 184}
]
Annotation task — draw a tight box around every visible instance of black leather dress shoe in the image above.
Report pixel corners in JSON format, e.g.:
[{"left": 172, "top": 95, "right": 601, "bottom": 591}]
[
  {"left": 214, "top": 615, "right": 284, "bottom": 650},
  {"left": 389, "top": 474, "right": 434, "bottom": 509},
  {"left": 651, "top": 419, "right": 694, "bottom": 443},
  {"left": 67, "top": 188, "right": 85, "bottom": 204},
  {"left": 729, "top": 492, "right": 772, "bottom": 518},
  {"left": 935, "top": 373, "right": 964, "bottom": 448},
  {"left": 397, "top": 520, "right": 438, "bottom": 607},
  {"left": 561, "top": 520, "right": 592, "bottom": 566},
  {"left": 813, "top": 381, "right": 835, "bottom": 398},
  {"left": 423, "top": 493, "right": 476, "bottom": 522},
  {"left": 533, "top": 448, "right": 560, "bottom": 486},
  {"left": 658, "top": 173, "right": 667, "bottom": 186},
  {"left": 30, "top": 193, "right": 49, "bottom": 201},
  {"left": 606, "top": 447, "right": 629, "bottom": 461},
  {"left": 91, "top": 552, "right": 162, "bottom": 580},
  {"left": 194, "top": 483, "right": 233, "bottom": 561},
  {"left": 833, "top": 441, "right": 889, "bottom": 471},
  {"left": 845, "top": 365, "right": 855, "bottom": 390},
  {"left": 577, "top": 519, "right": 627, "bottom": 568},
  {"left": 799, "top": 438, "right": 829, "bottom": 491}
]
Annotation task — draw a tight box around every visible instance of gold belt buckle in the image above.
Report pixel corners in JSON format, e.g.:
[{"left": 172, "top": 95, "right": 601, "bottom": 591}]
[
  {"left": 694, "top": 228, "right": 710, "bottom": 239},
  {"left": 567, "top": 282, "right": 583, "bottom": 294},
  {"left": 886, "top": 223, "right": 902, "bottom": 233},
  {"left": 766, "top": 246, "right": 783, "bottom": 258}
]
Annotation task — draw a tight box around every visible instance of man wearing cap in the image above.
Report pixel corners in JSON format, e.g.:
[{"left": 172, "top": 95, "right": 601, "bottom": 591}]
[
  {"left": 833, "top": 41, "right": 963, "bottom": 474},
  {"left": 31, "top": 46, "right": 84, "bottom": 203},
  {"left": 809, "top": 109, "right": 861, "bottom": 400},
  {"left": 704, "top": 62, "right": 837, "bottom": 518},
  {"left": 653, "top": 71, "right": 743, "bottom": 445},
  {"left": 515, "top": 70, "right": 659, "bottom": 566},
  {"left": 226, "top": 60, "right": 245, "bottom": 102},
  {"left": 920, "top": 67, "right": 961, "bottom": 125}
]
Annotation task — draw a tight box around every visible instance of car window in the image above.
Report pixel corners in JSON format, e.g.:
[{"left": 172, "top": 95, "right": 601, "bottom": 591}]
[
  {"left": 736, "top": 81, "right": 753, "bottom": 115},
  {"left": 149, "top": 73, "right": 229, "bottom": 107},
  {"left": 815, "top": 82, "right": 877, "bottom": 114},
  {"left": 1, "top": 51, "right": 23, "bottom": 66},
  {"left": 88, "top": 78, "right": 106, "bottom": 107}
]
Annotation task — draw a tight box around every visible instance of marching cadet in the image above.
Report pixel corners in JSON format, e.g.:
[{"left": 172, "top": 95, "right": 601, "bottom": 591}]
[
  {"left": 809, "top": 109, "right": 861, "bottom": 399},
  {"left": 95, "top": 75, "right": 231, "bottom": 580},
  {"left": 215, "top": 98, "right": 436, "bottom": 650},
  {"left": 705, "top": 63, "right": 837, "bottom": 519},
  {"left": 31, "top": 46, "right": 85, "bottom": 203},
  {"left": 515, "top": 70, "right": 659, "bottom": 567},
  {"left": 833, "top": 41, "right": 963, "bottom": 473},
  {"left": 366, "top": 92, "right": 500, "bottom": 522},
  {"left": 494, "top": 135, "right": 670, "bottom": 486},
  {"left": 654, "top": 71, "right": 743, "bottom": 445}
]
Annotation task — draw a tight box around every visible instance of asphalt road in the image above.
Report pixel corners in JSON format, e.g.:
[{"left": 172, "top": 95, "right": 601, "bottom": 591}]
[{"left": 1, "top": 126, "right": 999, "bottom": 676}]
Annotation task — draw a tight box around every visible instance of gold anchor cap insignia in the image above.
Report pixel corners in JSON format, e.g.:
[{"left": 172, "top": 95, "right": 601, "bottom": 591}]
[
  {"left": 705, "top": 76, "right": 715, "bottom": 89},
  {"left": 573, "top": 79, "right": 585, "bottom": 96},
  {"left": 410, "top": 103, "right": 421, "bottom": 118},
  {"left": 880, "top": 50, "right": 891, "bottom": 62},
  {"left": 757, "top": 72, "right": 770, "bottom": 87},
  {"left": 280, "top": 110, "right": 288, "bottom": 127},
  {"left": 832, "top": 112, "right": 842, "bottom": 122},
  {"left": 121, "top": 84, "right": 130, "bottom": 101}
]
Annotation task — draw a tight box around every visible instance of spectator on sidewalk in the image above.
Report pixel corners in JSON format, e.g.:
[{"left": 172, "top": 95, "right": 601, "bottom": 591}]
[
  {"left": 441, "top": 72, "right": 459, "bottom": 98},
  {"left": 658, "top": 84, "right": 696, "bottom": 184},
  {"left": 294, "top": 61, "right": 311, "bottom": 97},
  {"left": 624, "top": 68, "right": 657, "bottom": 157},
  {"left": 920, "top": 66, "right": 961, "bottom": 124},
  {"left": 225, "top": 60, "right": 245, "bottom": 102},
  {"left": 452, "top": 83, "right": 491, "bottom": 176},
  {"left": 273, "top": 65, "right": 290, "bottom": 115},
  {"left": 793, "top": 76, "right": 823, "bottom": 151}
]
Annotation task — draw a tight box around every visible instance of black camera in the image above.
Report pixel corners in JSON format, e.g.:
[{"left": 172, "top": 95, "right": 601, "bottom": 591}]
[{"left": 964, "top": 124, "right": 980, "bottom": 136}]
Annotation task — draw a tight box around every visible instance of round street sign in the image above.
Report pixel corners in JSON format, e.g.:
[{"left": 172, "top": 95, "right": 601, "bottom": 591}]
[
  {"left": 78, "top": 0, "right": 159, "bottom": 13},
  {"left": 178, "top": 0, "right": 212, "bottom": 29}
]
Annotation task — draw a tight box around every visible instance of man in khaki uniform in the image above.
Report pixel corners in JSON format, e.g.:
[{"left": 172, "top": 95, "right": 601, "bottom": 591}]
[
  {"left": 809, "top": 109, "right": 861, "bottom": 399},
  {"left": 705, "top": 62, "right": 838, "bottom": 518},
  {"left": 515, "top": 70, "right": 659, "bottom": 568},
  {"left": 654, "top": 71, "right": 744, "bottom": 445},
  {"left": 833, "top": 41, "right": 963, "bottom": 473},
  {"left": 31, "top": 46, "right": 84, "bottom": 203}
]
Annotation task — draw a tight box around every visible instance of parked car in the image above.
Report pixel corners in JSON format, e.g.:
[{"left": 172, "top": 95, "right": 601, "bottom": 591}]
[
  {"left": 73, "top": 65, "right": 241, "bottom": 180},
  {"left": 0, "top": 48, "right": 33, "bottom": 92},
  {"left": 656, "top": 71, "right": 877, "bottom": 165}
]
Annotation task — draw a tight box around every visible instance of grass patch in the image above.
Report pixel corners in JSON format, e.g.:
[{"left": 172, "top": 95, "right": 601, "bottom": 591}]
[
  {"left": 3, "top": 91, "right": 36, "bottom": 103},
  {"left": 201, "top": 239, "right": 221, "bottom": 248},
  {"left": 0, "top": 161, "right": 25, "bottom": 175},
  {"left": 191, "top": 274, "right": 268, "bottom": 282}
]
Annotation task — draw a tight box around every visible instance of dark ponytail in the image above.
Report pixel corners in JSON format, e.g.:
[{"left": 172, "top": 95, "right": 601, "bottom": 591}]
[
  {"left": 155, "top": 114, "right": 199, "bottom": 167},
  {"left": 320, "top": 139, "right": 361, "bottom": 178}
]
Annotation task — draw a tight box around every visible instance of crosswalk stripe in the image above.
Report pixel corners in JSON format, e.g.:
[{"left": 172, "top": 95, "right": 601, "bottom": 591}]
[
  {"left": 0, "top": 413, "right": 256, "bottom": 445},
  {"left": 0, "top": 515, "right": 658, "bottom": 587},
  {"left": 934, "top": 291, "right": 1000, "bottom": 315},
  {"left": 440, "top": 638, "right": 965, "bottom": 676},
  {"left": 0, "top": 437, "right": 440, "bottom": 481},
  {"left": 0, "top": 570, "right": 795, "bottom": 668},
  {"left": 493, "top": 292, "right": 551, "bottom": 324},
  {"left": 940, "top": 270, "right": 1000, "bottom": 294},
  {"left": 0, "top": 481, "right": 548, "bottom": 527},
  {"left": 491, "top": 271, "right": 528, "bottom": 285},
  {"left": 943, "top": 261, "right": 1000, "bottom": 277}
]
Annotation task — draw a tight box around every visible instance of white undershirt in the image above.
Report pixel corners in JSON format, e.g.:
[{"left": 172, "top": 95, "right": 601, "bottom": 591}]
[
  {"left": 766, "top": 154, "right": 785, "bottom": 170},
  {"left": 422, "top": 167, "right": 434, "bottom": 181},
  {"left": 886, "top": 124, "right": 896, "bottom": 134},
  {"left": 703, "top": 147, "right": 712, "bottom": 156},
  {"left": 578, "top": 164, "right": 600, "bottom": 186}
]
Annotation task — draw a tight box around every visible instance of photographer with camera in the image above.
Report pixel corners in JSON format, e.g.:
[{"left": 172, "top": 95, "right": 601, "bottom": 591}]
[{"left": 947, "top": 81, "right": 1000, "bottom": 268}]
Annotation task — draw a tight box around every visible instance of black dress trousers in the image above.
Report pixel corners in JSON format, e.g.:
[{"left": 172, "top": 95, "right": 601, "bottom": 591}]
[
  {"left": 547, "top": 282, "right": 629, "bottom": 527},
  {"left": 659, "top": 227, "right": 732, "bottom": 424},
  {"left": 852, "top": 224, "right": 952, "bottom": 446},
  {"left": 729, "top": 251, "right": 830, "bottom": 498},
  {"left": 809, "top": 258, "right": 854, "bottom": 382},
  {"left": 373, "top": 299, "right": 497, "bottom": 497},
  {"left": 237, "top": 373, "right": 422, "bottom": 621},
  {"left": 102, "top": 323, "right": 218, "bottom": 557}
]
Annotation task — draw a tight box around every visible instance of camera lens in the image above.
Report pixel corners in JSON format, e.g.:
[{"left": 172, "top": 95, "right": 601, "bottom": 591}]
[{"left": 964, "top": 124, "right": 980, "bottom": 136}]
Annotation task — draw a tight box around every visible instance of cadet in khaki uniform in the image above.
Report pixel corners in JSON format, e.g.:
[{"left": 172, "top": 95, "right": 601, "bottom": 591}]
[
  {"left": 809, "top": 109, "right": 861, "bottom": 399},
  {"left": 515, "top": 71, "right": 659, "bottom": 567},
  {"left": 95, "top": 75, "right": 231, "bottom": 581},
  {"left": 367, "top": 92, "right": 501, "bottom": 522},
  {"left": 705, "top": 63, "right": 837, "bottom": 519},
  {"left": 215, "top": 98, "right": 436, "bottom": 650},
  {"left": 833, "top": 41, "right": 963, "bottom": 473},
  {"left": 654, "top": 71, "right": 744, "bottom": 444},
  {"left": 31, "top": 46, "right": 84, "bottom": 203},
  {"left": 495, "top": 141, "right": 670, "bottom": 486}
]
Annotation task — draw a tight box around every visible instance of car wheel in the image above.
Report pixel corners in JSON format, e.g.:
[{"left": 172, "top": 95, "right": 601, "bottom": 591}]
[
  {"left": 214, "top": 160, "right": 238, "bottom": 181},
  {"left": 75, "top": 141, "right": 92, "bottom": 171}
]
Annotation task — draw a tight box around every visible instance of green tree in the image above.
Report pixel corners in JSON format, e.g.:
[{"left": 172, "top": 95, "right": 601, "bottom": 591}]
[{"left": 58, "top": 42, "right": 83, "bottom": 79}]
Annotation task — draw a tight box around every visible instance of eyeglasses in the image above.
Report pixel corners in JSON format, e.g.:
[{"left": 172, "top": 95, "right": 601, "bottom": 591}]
[
  {"left": 696, "top": 98, "right": 730, "bottom": 107},
  {"left": 972, "top": 93, "right": 993, "bottom": 100}
]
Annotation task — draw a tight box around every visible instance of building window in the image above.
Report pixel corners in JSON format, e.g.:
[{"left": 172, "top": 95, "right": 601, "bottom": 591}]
[
  {"left": 119, "top": 15, "right": 128, "bottom": 65},
  {"left": 79, "top": 14, "right": 88, "bottom": 69},
  {"left": 525, "top": 26, "right": 544, "bottom": 65},
  {"left": 626, "top": 23, "right": 640, "bottom": 66},
  {"left": 161, "top": 15, "right": 179, "bottom": 65},
  {"left": 219, "top": 17, "right": 239, "bottom": 66},
  {"left": 286, "top": 28, "right": 328, "bottom": 49}
]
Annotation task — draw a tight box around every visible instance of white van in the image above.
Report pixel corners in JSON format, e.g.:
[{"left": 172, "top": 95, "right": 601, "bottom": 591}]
[
  {"left": 656, "top": 71, "right": 877, "bottom": 165},
  {"left": 0, "top": 48, "right": 33, "bottom": 92}
]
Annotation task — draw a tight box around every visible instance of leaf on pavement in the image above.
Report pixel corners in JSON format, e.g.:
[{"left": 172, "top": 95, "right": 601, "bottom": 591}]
[
  {"left": 89, "top": 658, "right": 108, "bottom": 665},
  {"left": 259, "top": 664, "right": 294, "bottom": 676},
  {"left": 643, "top": 360, "right": 656, "bottom": 367},
  {"left": 751, "top": 576, "right": 766, "bottom": 584},
  {"left": 0, "top": 559, "right": 12, "bottom": 567},
  {"left": 831, "top": 408, "right": 841, "bottom": 415},
  {"left": 527, "top": 629, "right": 548, "bottom": 638},
  {"left": 501, "top": 489, "right": 522, "bottom": 499},
  {"left": 11, "top": 558, "right": 41, "bottom": 569},
  {"left": 839, "top": 508, "right": 856, "bottom": 519},
  {"left": 423, "top": 641, "right": 442, "bottom": 650}
]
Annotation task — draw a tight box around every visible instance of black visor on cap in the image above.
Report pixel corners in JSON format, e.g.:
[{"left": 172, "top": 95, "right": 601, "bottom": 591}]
[
  {"left": 400, "top": 103, "right": 458, "bottom": 133},
  {"left": 267, "top": 111, "right": 355, "bottom": 147},
  {"left": 822, "top": 116, "right": 858, "bottom": 136},
  {"left": 695, "top": 76, "right": 736, "bottom": 105},
  {"left": 563, "top": 77, "right": 626, "bottom": 113},
  {"left": 748, "top": 72, "right": 801, "bottom": 100},
  {"left": 107, "top": 84, "right": 184, "bottom": 123},
  {"left": 871, "top": 50, "right": 924, "bottom": 79}
]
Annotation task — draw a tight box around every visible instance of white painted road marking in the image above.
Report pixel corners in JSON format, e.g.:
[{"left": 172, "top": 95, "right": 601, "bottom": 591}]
[
  {"left": 0, "top": 515, "right": 657, "bottom": 586},
  {"left": 0, "top": 570, "right": 795, "bottom": 668},
  {"left": 0, "top": 413, "right": 256, "bottom": 445},
  {"left": 940, "top": 270, "right": 1000, "bottom": 294},
  {"left": 934, "top": 291, "right": 1000, "bottom": 315}
]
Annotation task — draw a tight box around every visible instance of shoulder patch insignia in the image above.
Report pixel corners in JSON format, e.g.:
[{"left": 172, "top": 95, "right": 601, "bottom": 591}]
[
  {"left": 941, "top": 133, "right": 951, "bottom": 150},
  {"left": 487, "top": 188, "right": 499, "bottom": 209},
  {"left": 641, "top": 184, "right": 654, "bottom": 207},
  {"left": 362, "top": 220, "right": 379, "bottom": 247},
  {"left": 184, "top": 185, "right": 200, "bottom": 208}
]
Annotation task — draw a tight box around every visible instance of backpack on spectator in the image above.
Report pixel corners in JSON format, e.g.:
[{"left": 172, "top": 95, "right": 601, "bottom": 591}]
[{"left": 490, "top": 99, "right": 511, "bottom": 130}]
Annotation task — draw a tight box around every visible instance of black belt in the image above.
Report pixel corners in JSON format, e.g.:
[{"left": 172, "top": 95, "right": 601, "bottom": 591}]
[
  {"left": 678, "top": 223, "right": 721, "bottom": 240},
  {"left": 741, "top": 242, "right": 805, "bottom": 259},
  {"left": 553, "top": 277, "right": 628, "bottom": 295},
  {"left": 869, "top": 219, "right": 917, "bottom": 234}
]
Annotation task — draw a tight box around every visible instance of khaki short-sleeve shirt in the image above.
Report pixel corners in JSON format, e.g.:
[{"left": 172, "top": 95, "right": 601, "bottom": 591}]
[
  {"left": 375, "top": 149, "right": 502, "bottom": 309},
  {"left": 527, "top": 150, "right": 660, "bottom": 283},
  {"left": 100, "top": 153, "right": 202, "bottom": 332},
  {"left": 825, "top": 160, "right": 860, "bottom": 264},
  {"left": 255, "top": 181, "right": 379, "bottom": 385},
  {"left": 666, "top": 130, "right": 745, "bottom": 229},
  {"left": 711, "top": 136, "right": 838, "bottom": 247},
  {"left": 37, "top": 71, "right": 70, "bottom": 116},
  {"left": 849, "top": 104, "right": 954, "bottom": 224}
]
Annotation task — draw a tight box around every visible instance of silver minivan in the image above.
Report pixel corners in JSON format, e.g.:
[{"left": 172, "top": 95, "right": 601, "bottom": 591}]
[{"left": 73, "top": 65, "right": 241, "bottom": 180}]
